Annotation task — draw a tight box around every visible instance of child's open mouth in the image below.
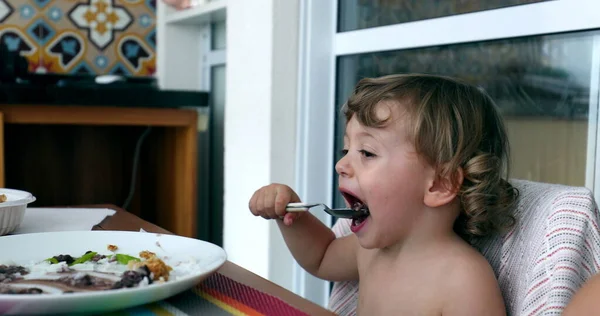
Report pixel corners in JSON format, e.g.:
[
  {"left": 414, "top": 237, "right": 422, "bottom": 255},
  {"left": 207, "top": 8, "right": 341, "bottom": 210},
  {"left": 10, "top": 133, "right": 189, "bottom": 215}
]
[{"left": 341, "top": 192, "right": 370, "bottom": 233}]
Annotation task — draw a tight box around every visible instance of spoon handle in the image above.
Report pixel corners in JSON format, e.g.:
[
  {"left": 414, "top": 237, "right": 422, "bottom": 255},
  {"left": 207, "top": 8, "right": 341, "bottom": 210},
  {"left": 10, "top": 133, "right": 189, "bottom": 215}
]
[{"left": 285, "top": 202, "right": 319, "bottom": 212}]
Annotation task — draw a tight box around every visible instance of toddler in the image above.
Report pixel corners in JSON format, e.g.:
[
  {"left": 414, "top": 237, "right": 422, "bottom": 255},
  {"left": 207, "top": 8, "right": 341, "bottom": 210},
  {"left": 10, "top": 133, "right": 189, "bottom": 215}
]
[{"left": 249, "top": 74, "right": 517, "bottom": 315}]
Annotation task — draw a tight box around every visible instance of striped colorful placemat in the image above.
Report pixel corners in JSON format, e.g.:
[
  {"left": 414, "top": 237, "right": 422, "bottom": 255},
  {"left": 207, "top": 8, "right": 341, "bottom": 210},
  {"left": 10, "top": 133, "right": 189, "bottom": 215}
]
[{"left": 112, "top": 273, "right": 310, "bottom": 316}]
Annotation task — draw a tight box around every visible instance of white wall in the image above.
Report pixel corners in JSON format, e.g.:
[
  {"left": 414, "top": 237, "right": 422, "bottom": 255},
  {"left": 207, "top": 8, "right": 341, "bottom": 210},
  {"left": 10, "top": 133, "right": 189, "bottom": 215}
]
[
  {"left": 224, "top": 0, "right": 298, "bottom": 291},
  {"left": 155, "top": 3, "right": 204, "bottom": 91},
  {"left": 268, "top": 0, "right": 300, "bottom": 291}
]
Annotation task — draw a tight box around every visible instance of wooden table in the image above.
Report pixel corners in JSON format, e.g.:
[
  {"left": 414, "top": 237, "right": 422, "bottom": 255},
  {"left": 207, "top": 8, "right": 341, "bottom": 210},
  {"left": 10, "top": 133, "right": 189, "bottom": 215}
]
[{"left": 93, "top": 204, "right": 335, "bottom": 316}]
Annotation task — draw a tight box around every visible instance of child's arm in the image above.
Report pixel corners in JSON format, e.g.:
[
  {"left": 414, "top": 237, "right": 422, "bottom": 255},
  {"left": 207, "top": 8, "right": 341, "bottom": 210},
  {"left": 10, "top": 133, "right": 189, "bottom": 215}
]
[
  {"left": 277, "top": 213, "right": 359, "bottom": 281},
  {"left": 249, "top": 184, "right": 359, "bottom": 282},
  {"left": 563, "top": 273, "right": 600, "bottom": 316}
]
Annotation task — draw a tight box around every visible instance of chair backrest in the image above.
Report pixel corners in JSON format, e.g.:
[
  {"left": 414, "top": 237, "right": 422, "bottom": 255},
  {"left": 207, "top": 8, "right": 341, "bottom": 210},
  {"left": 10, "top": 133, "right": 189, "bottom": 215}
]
[{"left": 328, "top": 179, "right": 600, "bottom": 316}]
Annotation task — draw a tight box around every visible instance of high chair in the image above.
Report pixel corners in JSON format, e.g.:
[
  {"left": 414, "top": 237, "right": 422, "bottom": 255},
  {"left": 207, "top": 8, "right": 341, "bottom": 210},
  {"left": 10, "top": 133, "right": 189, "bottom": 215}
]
[{"left": 328, "top": 179, "right": 600, "bottom": 316}]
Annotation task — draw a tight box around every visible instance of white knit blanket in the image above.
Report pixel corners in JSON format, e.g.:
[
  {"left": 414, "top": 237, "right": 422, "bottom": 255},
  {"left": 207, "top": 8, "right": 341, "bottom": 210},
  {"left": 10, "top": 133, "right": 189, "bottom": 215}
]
[{"left": 328, "top": 179, "right": 600, "bottom": 316}]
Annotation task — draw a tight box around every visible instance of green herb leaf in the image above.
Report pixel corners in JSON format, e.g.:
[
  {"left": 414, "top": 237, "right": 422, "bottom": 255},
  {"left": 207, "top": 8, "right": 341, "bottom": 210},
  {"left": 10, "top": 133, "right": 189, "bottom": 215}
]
[
  {"left": 115, "top": 254, "right": 140, "bottom": 265},
  {"left": 45, "top": 257, "right": 59, "bottom": 264},
  {"left": 69, "top": 252, "right": 97, "bottom": 266}
]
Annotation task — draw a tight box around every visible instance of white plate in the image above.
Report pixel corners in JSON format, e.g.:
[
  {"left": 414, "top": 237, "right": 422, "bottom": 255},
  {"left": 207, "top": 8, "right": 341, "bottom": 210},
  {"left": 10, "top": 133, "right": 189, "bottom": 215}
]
[{"left": 0, "top": 231, "right": 227, "bottom": 315}]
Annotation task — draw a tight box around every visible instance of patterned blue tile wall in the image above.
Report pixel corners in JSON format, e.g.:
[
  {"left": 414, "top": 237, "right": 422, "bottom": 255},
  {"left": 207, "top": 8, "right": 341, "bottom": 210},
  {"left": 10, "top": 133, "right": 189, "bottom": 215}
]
[{"left": 0, "top": 0, "right": 156, "bottom": 76}]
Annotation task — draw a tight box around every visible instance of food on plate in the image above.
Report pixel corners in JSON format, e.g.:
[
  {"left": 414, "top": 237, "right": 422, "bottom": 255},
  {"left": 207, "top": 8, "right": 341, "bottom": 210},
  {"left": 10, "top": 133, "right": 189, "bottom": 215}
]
[
  {"left": 139, "top": 250, "right": 156, "bottom": 259},
  {"left": 132, "top": 251, "right": 172, "bottom": 281},
  {"left": 0, "top": 245, "right": 189, "bottom": 295},
  {"left": 0, "top": 194, "right": 6, "bottom": 203}
]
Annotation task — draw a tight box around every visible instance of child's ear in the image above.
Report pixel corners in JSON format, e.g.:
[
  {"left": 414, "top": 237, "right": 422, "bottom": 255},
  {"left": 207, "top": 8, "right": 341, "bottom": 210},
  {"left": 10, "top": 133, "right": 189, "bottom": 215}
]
[{"left": 424, "top": 167, "right": 463, "bottom": 208}]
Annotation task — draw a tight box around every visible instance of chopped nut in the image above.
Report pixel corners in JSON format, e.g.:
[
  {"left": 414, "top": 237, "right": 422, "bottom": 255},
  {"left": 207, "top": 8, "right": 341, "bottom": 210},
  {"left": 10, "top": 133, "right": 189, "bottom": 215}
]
[
  {"left": 0, "top": 194, "right": 7, "bottom": 203},
  {"left": 107, "top": 245, "right": 118, "bottom": 252},
  {"left": 139, "top": 251, "right": 156, "bottom": 260}
]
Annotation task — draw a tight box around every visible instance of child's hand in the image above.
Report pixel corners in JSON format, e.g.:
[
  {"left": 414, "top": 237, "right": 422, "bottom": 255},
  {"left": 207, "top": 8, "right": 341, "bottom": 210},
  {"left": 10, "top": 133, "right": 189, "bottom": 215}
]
[{"left": 249, "top": 184, "right": 302, "bottom": 226}]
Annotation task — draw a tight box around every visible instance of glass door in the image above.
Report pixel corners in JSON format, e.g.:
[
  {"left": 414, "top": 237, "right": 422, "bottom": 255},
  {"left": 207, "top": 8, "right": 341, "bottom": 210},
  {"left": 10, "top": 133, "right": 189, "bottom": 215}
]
[{"left": 333, "top": 30, "right": 599, "bottom": 208}]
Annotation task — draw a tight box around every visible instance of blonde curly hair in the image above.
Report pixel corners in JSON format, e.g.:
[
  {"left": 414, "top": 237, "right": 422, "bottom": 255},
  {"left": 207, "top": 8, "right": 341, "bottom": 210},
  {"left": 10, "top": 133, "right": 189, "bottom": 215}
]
[{"left": 343, "top": 73, "right": 517, "bottom": 242}]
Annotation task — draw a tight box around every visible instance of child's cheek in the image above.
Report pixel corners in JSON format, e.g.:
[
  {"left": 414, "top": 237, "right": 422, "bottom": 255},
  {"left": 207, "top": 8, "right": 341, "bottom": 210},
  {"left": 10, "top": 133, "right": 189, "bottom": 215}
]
[{"left": 368, "top": 183, "right": 388, "bottom": 206}]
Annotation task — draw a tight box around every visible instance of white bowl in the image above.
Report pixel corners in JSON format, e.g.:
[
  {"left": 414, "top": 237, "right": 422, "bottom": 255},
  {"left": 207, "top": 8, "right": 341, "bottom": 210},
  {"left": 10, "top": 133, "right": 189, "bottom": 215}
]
[{"left": 0, "top": 188, "right": 36, "bottom": 236}]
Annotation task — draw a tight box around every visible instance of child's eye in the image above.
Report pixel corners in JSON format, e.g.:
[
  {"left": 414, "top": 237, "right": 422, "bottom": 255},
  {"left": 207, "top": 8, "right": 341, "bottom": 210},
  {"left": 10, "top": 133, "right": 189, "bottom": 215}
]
[
  {"left": 340, "top": 149, "right": 349, "bottom": 156},
  {"left": 359, "top": 150, "right": 376, "bottom": 158}
]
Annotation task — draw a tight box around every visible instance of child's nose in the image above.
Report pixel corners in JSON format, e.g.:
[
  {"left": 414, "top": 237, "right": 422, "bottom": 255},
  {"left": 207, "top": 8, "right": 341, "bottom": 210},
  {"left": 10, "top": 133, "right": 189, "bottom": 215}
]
[{"left": 335, "top": 155, "right": 353, "bottom": 177}]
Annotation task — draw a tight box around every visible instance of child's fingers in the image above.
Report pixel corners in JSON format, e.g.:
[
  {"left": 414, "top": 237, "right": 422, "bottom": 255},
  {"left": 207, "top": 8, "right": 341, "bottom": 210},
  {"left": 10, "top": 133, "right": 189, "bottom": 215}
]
[
  {"left": 283, "top": 212, "right": 302, "bottom": 226},
  {"left": 283, "top": 213, "right": 294, "bottom": 226},
  {"left": 255, "top": 189, "right": 265, "bottom": 214},
  {"left": 249, "top": 184, "right": 301, "bottom": 221},
  {"left": 262, "top": 187, "right": 278, "bottom": 218},
  {"left": 274, "top": 187, "right": 292, "bottom": 217},
  {"left": 248, "top": 190, "right": 260, "bottom": 216}
]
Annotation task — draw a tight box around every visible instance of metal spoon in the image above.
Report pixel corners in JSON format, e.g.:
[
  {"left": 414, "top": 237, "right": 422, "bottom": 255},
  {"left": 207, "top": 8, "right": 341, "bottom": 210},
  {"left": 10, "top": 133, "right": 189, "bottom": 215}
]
[{"left": 285, "top": 202, "right": 369, "bottom": 219}]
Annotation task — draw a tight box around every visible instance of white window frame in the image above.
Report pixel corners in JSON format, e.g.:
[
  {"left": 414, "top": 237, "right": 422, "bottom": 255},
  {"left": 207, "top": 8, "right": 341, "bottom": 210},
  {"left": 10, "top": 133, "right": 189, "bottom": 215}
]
[
  {"left": 199, "top": 23, "right": 226, "bottom": 91},
  {"left": 294, "top": 0, "right": 337, "bottom": 306},
  {"left": 296, "top": 0, "right": 600, "bottom": 307}
]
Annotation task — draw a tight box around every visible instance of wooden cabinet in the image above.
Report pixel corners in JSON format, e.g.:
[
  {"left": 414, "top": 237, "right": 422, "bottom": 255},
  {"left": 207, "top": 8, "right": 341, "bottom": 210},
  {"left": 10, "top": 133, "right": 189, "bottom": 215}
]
[{"left": 0, "top": 105, "right": 199, "bottom": 238}]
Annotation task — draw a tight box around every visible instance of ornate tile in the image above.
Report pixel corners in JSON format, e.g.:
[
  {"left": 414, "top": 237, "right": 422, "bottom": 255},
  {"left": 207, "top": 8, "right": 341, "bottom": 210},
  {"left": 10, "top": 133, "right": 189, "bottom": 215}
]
[
  {"left": 27, "top": 18, "right": 56, "bottom": 46},
  {"left": 0, "top": 0, "right": 13, "bottom": 23},
  {"left": 0, "top": 0, "right": 156, "bottom": 77},
  {"left": 68, "top": 0, "right": 133, "bottom": 51}
]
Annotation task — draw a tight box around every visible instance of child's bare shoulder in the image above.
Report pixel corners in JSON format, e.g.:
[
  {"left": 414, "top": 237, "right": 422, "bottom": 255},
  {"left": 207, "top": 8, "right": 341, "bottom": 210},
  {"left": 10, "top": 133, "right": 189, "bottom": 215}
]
[{"left": 436, "top": 240, "right": 506, "bottom": 315}]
